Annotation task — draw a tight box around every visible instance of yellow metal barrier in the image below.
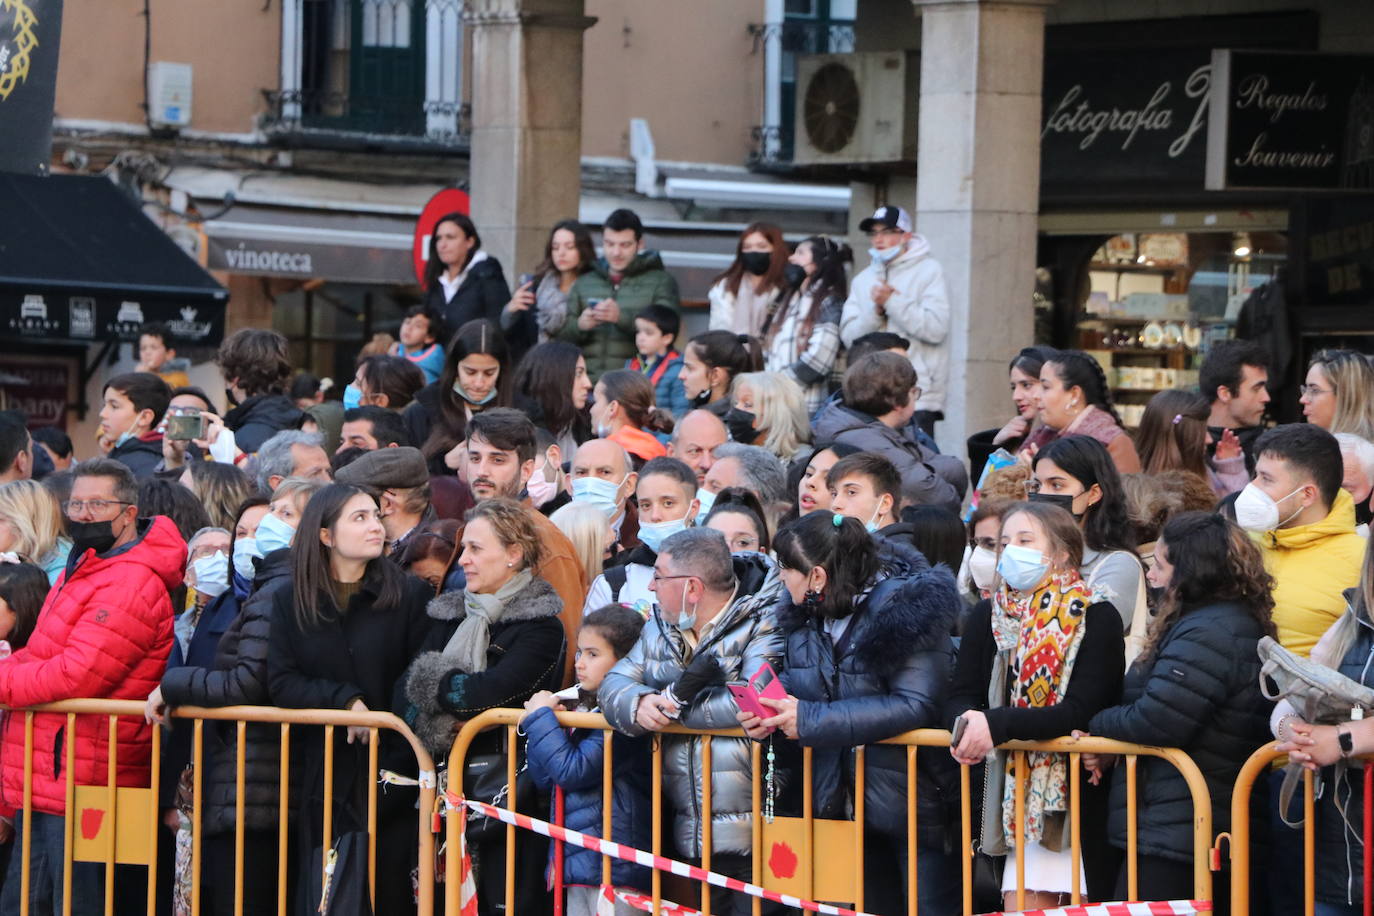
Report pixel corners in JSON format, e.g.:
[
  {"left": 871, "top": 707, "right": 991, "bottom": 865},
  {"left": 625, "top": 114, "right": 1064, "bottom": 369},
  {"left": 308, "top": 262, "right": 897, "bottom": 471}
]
[
  {"left": 5, "top": 698, "right": 438, "bottom": 916},
  {"left": 447, "top": 708, "right": 1216, "bottom": 916},
  {"left": 1225, "top": 743, "right": 1373, "bottom": 916}
]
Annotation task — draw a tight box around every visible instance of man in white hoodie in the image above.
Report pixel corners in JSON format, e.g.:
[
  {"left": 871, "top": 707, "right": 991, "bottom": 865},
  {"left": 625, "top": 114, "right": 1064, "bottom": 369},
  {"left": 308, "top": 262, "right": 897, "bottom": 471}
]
[{"left": 840, "top": 206, "right": 951, "bottom": 437}]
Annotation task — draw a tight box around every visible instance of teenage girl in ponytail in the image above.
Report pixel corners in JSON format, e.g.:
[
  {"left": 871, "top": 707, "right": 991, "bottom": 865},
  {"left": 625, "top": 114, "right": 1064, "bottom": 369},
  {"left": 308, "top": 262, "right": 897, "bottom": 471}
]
[
  {"left": 590, "top": 369, "right": 673, "bottom": 468},
  {"left": 680, "top": 330, "right": 763, "bottom": 420},
  {"left": 739, "top": 511, "right": 963, "bottom": 916},
  {"left": 1033, "top": 349, "right": 1141, "bottom": 474}
]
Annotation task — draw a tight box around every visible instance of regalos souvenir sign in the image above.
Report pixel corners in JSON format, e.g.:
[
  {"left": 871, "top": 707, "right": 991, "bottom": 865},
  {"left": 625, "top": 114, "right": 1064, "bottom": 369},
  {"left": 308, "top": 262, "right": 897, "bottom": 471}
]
[
  {"left": 0, "top": 0, "right": 63, "bottom": 175},
  {"left": 413, "top": 188, "right": 471, "bottom": 287}
]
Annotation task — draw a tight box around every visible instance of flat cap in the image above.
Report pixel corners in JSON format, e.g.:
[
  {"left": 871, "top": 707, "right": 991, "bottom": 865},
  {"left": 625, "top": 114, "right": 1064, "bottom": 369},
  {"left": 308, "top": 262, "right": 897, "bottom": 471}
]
[{"left": 334, "top": 446, "right": 429, "bottom": 490}]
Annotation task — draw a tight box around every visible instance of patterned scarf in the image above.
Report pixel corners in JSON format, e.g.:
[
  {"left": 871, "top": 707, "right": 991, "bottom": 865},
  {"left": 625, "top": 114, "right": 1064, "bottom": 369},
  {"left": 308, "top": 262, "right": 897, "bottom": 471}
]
[{"left": 990, "top": 569, "right": 1094, "bottom": 845}]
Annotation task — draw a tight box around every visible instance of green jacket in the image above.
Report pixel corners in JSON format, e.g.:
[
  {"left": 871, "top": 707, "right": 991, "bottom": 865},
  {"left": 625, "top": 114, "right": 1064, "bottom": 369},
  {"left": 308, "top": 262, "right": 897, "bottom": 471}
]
[{"left": 557, "top": 251, "right": 681, "bottom": 379}]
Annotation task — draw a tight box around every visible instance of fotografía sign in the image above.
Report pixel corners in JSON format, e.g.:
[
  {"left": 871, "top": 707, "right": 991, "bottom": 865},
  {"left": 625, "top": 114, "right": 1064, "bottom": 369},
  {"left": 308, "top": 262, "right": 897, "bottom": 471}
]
[
  {"left": 0, "top": 0, "right": 63, "bottom": 175},
  {"left": 1206, "top": 50, "right": 1374, "bottom": 191}
]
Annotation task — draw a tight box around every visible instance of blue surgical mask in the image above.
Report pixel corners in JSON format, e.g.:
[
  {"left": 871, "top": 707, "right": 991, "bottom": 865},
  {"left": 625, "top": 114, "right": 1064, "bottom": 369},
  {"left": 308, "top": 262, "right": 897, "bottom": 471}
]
[
  {"left": 868, "top": 245, "right": 901, "bottom": 265},
  {"left": 190, "top": 551, "right": 230, "bottom": 599},
  {"left": 343, "top": 384, "right": 363, "bottom": 410},
  {"left": 232, "top": 537, "right": 262, "bottom": 579},
  {"left": 694, "top": 487, "right": 716, "bottom": 525},
  {"left": 115, "top": 421, "right": 141, "bottom": 448},
  {"left": 675, "top": 581, "right": 696, "bottom": 632},
  {"left": 636, "top": 510, "right": 693, "bottom": 553},
  {"left": 255, "top": 512, "right": 296, "bottom": 555},
  {"left": 997, "top": 544, "right": 1050, "bottom": 592},
  {"left": 571, "top": 476, "right": 626, "bottom": 520},
  {"left": 453, "top": 380, "right": 497, "bottom": 406},
  {"left": 865, "top": 504, "right": 884, "bottom": 534}
]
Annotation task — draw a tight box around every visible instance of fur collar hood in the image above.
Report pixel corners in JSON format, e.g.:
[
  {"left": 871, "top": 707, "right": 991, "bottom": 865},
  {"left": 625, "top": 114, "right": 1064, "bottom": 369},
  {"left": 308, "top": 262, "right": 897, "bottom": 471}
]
[
  {"left": 776, "top": 559, "right": 957, "bottom": 676},
  {"left": 424, "top": 575, "right": 562, "bottom": 624}
]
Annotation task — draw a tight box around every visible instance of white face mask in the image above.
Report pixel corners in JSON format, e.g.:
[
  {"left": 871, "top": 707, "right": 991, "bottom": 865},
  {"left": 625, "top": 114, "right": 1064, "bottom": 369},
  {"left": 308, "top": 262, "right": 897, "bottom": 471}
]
[
  {"left": 967, "top": 545, "right": 998, "bottom": 591},
  {"left": 1234, "top": 482, "right": 1305, "bottom": 533}
]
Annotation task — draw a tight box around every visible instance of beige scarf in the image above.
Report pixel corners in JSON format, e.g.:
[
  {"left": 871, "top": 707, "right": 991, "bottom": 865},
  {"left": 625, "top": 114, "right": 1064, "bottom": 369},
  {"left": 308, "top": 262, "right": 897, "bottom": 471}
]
[{"left": 443, "top": 569, "right": 533, "bottom": 674}]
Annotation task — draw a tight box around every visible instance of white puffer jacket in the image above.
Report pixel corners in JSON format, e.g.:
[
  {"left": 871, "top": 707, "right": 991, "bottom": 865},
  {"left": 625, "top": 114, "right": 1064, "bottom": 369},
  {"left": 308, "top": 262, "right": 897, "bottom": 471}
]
[{"left": 840, "top": 236, "right": 951, "bottom": 413}]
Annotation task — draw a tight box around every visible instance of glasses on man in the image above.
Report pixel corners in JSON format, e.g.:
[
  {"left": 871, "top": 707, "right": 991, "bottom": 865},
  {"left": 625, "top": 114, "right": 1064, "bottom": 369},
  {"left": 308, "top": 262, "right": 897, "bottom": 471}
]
[
  {"left": 651, "top": 572, "right": 695, "bottom": 585},
  {"left": 1298, "top": 384, "right": 1336, "bottom": 398},
  {"left": 62, "top": 499, "right": 132, "bottom": 516}
]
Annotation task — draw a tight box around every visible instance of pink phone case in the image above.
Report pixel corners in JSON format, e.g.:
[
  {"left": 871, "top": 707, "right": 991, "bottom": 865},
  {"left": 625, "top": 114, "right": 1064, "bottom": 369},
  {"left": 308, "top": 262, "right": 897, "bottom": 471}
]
[{"left": 728, "top": 661, "right": 787, "bottom": 723}]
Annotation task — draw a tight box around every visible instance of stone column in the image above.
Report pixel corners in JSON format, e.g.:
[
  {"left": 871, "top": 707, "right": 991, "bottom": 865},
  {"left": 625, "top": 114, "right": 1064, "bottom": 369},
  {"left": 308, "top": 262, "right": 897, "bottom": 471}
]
[
  {"left": 464, "top": 0, "right": 595, "bottom": 274},
  {"left": 910, "top": 0, "right": 1052, "bottom": 459}
]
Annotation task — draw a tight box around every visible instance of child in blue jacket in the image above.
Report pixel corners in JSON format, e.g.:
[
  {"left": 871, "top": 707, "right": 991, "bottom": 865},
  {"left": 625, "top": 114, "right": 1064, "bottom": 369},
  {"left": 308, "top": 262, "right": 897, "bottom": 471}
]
[
  {"left": 521, "top": 605, "right": 652, "bottom": 916},
  {"left": 627, "top": 304, "right": 691, "bottom": 419}
]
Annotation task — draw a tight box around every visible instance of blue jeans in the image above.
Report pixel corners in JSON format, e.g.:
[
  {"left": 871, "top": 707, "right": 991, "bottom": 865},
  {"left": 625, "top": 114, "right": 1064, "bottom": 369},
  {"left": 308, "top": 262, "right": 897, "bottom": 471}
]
[{"left": 0, "top": 811, "right": 105, "bottom": 916}]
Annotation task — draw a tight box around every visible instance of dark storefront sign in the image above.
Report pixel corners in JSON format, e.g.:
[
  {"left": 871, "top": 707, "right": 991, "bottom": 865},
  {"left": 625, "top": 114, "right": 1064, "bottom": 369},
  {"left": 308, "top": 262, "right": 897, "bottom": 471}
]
[
  {"left": 0, "top": 290, "right": 224, "bottom": 346},
  {"left": 205, "top": 236, "right": 412, "bottom": 284},
  {"left": 1206, "top": 50, "right": 1374, "bottom": 192},
  {"left": 0, "top": 0, "right": 63, "bottom": 175},
  {"left": 1290, "top": 197, "right": 1374, "bottom": 309},
  {"left": 1041, "top": 48, "right": 1213, "bottom": 192},
  {"left": 0, "top": 360, "right": 68, "bottom": 428}
]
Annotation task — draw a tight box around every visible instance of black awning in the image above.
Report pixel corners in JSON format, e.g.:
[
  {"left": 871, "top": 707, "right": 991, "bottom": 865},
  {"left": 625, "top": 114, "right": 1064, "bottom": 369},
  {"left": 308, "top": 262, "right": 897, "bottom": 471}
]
[{"left": 0, "top": 172, "right": 229, "bottom": 347}]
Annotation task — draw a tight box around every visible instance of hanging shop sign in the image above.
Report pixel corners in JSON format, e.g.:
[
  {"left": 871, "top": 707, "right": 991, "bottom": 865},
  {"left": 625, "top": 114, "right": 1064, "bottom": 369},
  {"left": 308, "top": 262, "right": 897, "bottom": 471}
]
[
  {"left": 0, "top": 291, "right": 224, "bottom": 347},
  {"left": 1206, "top": 50, "right": 1374, "bottom": 192},
  {"left": 0, "top": 0, "right": 63, "bottom": 175},
  {"left": 1290, "top": 197, "right": 1374, "bottom": 308},
  {"left": 0, "top": 358, "right": 69, "bottom": 428}
]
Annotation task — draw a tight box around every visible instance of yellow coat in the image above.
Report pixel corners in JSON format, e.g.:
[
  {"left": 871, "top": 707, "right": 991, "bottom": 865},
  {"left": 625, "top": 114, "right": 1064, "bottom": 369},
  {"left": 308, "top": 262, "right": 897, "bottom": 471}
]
[{"left": 1261, "top": 488, "right": 1367, "bottom": 658}]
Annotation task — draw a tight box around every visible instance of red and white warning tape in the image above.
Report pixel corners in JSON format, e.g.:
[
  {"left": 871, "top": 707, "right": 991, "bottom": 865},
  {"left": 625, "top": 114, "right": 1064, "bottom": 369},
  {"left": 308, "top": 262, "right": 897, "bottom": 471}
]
[
  {"left": 448, "top": 792, "right": 876, "bottom": 916},
  {"left": 978, "top": 903, "right": 1211, "bottom": 915},
  {"left": 448, "top": 791, "right": 1209, "bottom": 916}
]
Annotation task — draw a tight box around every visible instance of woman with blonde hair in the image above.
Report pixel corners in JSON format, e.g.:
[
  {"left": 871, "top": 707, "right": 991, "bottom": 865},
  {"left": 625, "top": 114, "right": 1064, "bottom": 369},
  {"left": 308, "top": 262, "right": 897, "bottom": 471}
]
[
  {"left": 0, "top": 479, "right": 70, "bottom": 584},
  {"left": 550, "top": 501, "right": 614, "bottom": 593},
  {"left": 725, "top": 370, "right": 810, "bottom": 461},
  {"left": 1301, "top": 349, "right": 1374, "bottom": 442},
  {"left": 181, "top": 460, "right": 255, "bottom": 532}
]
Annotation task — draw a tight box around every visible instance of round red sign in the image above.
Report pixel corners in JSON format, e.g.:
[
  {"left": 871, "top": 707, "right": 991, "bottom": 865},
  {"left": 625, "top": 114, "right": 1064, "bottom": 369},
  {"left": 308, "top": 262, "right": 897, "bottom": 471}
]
[{"left": 413, "top": 188, "right": 471, "bottom": 287}]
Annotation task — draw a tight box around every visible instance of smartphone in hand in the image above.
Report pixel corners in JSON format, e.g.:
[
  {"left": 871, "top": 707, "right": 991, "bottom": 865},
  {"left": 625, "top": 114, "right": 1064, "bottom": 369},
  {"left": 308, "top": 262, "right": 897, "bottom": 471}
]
[{"left": 727, "top": 661, "right": 788, "bottom": 732}]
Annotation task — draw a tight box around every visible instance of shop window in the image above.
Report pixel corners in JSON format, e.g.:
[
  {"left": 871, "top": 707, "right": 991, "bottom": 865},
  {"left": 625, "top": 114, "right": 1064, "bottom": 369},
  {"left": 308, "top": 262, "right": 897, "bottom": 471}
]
[
  {"left": 275, "top": 282, "right": 417, "bottom": 387},
  {"left": 1076, "top": 230, "right": 1287, "bottom": 428}
]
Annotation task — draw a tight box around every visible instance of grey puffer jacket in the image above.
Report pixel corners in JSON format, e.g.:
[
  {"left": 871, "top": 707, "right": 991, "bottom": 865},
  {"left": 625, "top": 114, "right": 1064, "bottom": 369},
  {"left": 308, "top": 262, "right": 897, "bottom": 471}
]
[
  {"left": 811, "top": 400, "right": 966, "bottom": 513},
  {"left": 600, "top": 553, "right": 784, "bottom": 858}
]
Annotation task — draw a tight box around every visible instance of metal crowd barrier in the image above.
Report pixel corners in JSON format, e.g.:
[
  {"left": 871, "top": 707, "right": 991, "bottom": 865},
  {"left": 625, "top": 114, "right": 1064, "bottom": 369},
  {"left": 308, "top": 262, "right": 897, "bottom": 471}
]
[
  {"left": 4, "top": 698, "right": 439, "bottom": 916},
  {"left": 1226, "top": 744, "right": 1373, "bottom": 916},
  {"left": 447, "top": 708, "right": 1216, "bottom": 916}
]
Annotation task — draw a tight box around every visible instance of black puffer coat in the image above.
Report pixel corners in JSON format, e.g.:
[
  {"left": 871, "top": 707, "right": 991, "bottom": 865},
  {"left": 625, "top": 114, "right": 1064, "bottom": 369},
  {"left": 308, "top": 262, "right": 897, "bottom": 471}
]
[
  {"left": 223, "top": 393, "right": 303, "bottom": 455},
  {"left": 776, "top": 539, "right": 960, "bottom": 848},
  {"left": 161, "top": 548, "right": 294, "bottom": 835},
  {"left": 1089, "top": 601, "right": 1272, "bottom": 864}
]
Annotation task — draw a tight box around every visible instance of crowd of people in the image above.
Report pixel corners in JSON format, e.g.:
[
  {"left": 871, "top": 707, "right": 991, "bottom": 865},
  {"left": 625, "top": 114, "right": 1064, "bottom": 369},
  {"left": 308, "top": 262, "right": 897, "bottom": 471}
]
[{"left": 0, "top": 203, "right": 1370, "bottom": 916}]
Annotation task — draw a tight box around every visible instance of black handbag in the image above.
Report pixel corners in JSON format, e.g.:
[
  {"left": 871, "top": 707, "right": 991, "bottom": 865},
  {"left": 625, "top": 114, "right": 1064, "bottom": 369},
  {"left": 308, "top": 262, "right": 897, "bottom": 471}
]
[
  {"left": 461, "top": 753, "right": 536, "bottom": 844},
  {"left": 306, "top": 830, "right": 374, "bottom": 916}
]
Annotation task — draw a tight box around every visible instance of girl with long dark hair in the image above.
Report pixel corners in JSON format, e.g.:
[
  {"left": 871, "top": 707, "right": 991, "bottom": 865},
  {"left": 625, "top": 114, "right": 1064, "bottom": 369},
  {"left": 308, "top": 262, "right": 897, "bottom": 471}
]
[
  {"left": 739, "top": 511, "right": 962, "bottom": 916},
  {"left": 402, "top": 318, "right": 513, "bottom": 476},
  {"left": 708, "top": 222, "right": 790, "bottom": 337},
  {"left": 966, "top": 346, "right": 1060, "bottom": 474},
  {"left": 1034, "top": 350, "right": 1140, "bottom": 474},
  {"left": 679, "top": 330, "right": 763, "bottom": 419},
  {"left": 1135, "top": 389, "right": 1248, "bottom": 496},
  {"left": 762, "top": 235, "right": 850, "bottom": 414},
  {"left": 1031, "top": 436, "right": 1145, "bottom": 632},
  {"left": 513, "top": 341, "right": 594, "bottom": 456},
  {"left": 506, "top": 220, "right": 597, "bottom": 342},
  {"left": 1085, "top": 512, "right": 1275, "bottom": 914},
  {"left": 422, "top": 212, "right": 534, "bottom": 356},
  {"left": 267, "top": 484, "right": 434, "bottom": 915}
]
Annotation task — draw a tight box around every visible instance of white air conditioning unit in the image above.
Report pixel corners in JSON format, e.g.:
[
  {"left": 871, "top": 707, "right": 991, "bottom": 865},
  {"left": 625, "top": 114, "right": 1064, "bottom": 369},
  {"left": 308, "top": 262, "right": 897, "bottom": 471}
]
[
  {"left": 148, "top": 62, "right": 193, "bottom": 128},
  {"left": 792, "top": 52, "right": 918, "bottom": 166}
]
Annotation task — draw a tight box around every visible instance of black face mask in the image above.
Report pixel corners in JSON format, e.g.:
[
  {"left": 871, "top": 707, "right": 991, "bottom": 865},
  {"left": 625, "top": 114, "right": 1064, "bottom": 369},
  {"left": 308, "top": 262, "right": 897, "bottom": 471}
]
[
  {"left": 1029, "top": 491, "right": 1082, "bottom": 519},
  {"left": 1357, "top": 499, "right": 1374, "bottom": 529},
  {"left": 783, "top": 263, "right": 807, "bottom": 288},
  {"left": 692, "top": 388, "right": 712, "bottom": 408},
  {"left": 224, "top": 387, "right": 239, "bottom": 408},
  {"left": 724, "top": 408, "right": 758, "bottom": 444},
  {"left": 69, "top": 519, "right": 119, "bottom": 556},
  {"left": 740, "top": 251, "right": 771, "bottom": 276}
]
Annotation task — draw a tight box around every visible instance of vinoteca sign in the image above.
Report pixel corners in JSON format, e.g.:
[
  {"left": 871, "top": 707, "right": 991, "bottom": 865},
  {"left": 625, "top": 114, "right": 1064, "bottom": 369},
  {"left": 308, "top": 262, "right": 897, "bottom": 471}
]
[
  {"left": 1040, "top": 48, "right": 1214, "bottom": 191},
  {"left": 1206, "top": 50, "right": 1374, "bottom": 191}
]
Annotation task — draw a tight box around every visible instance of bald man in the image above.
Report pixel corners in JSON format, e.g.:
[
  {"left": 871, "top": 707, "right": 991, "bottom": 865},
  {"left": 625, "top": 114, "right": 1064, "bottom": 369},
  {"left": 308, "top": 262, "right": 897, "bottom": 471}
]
[
  {"left": 570, "top": 437, "right": 640, "bottom": 551},
  {"left": 668, "top": 409, "right": 727, "bottom": 487}
]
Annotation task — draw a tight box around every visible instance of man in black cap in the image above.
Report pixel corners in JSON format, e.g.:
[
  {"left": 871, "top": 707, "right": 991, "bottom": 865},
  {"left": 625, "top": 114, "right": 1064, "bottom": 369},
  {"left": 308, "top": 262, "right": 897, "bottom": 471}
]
[
  {"left": 334, "top": 445, "right": 434, "bottom": 559},
  {"left": 840, "top": 204, "right": 951, "bottom": 439}
]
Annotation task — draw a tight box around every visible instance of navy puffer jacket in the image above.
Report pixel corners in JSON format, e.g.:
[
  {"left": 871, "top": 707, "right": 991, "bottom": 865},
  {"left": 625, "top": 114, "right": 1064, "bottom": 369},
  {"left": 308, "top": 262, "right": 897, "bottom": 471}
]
[
  {"left": 1089, "top": 601, "right": 1272, "bottom": 864},
  {"left": 524, "top": 705, "right": 653, "bottom": 890},
  {"left": 776, "top": 538, "right": 961, "bottom": 848}
]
